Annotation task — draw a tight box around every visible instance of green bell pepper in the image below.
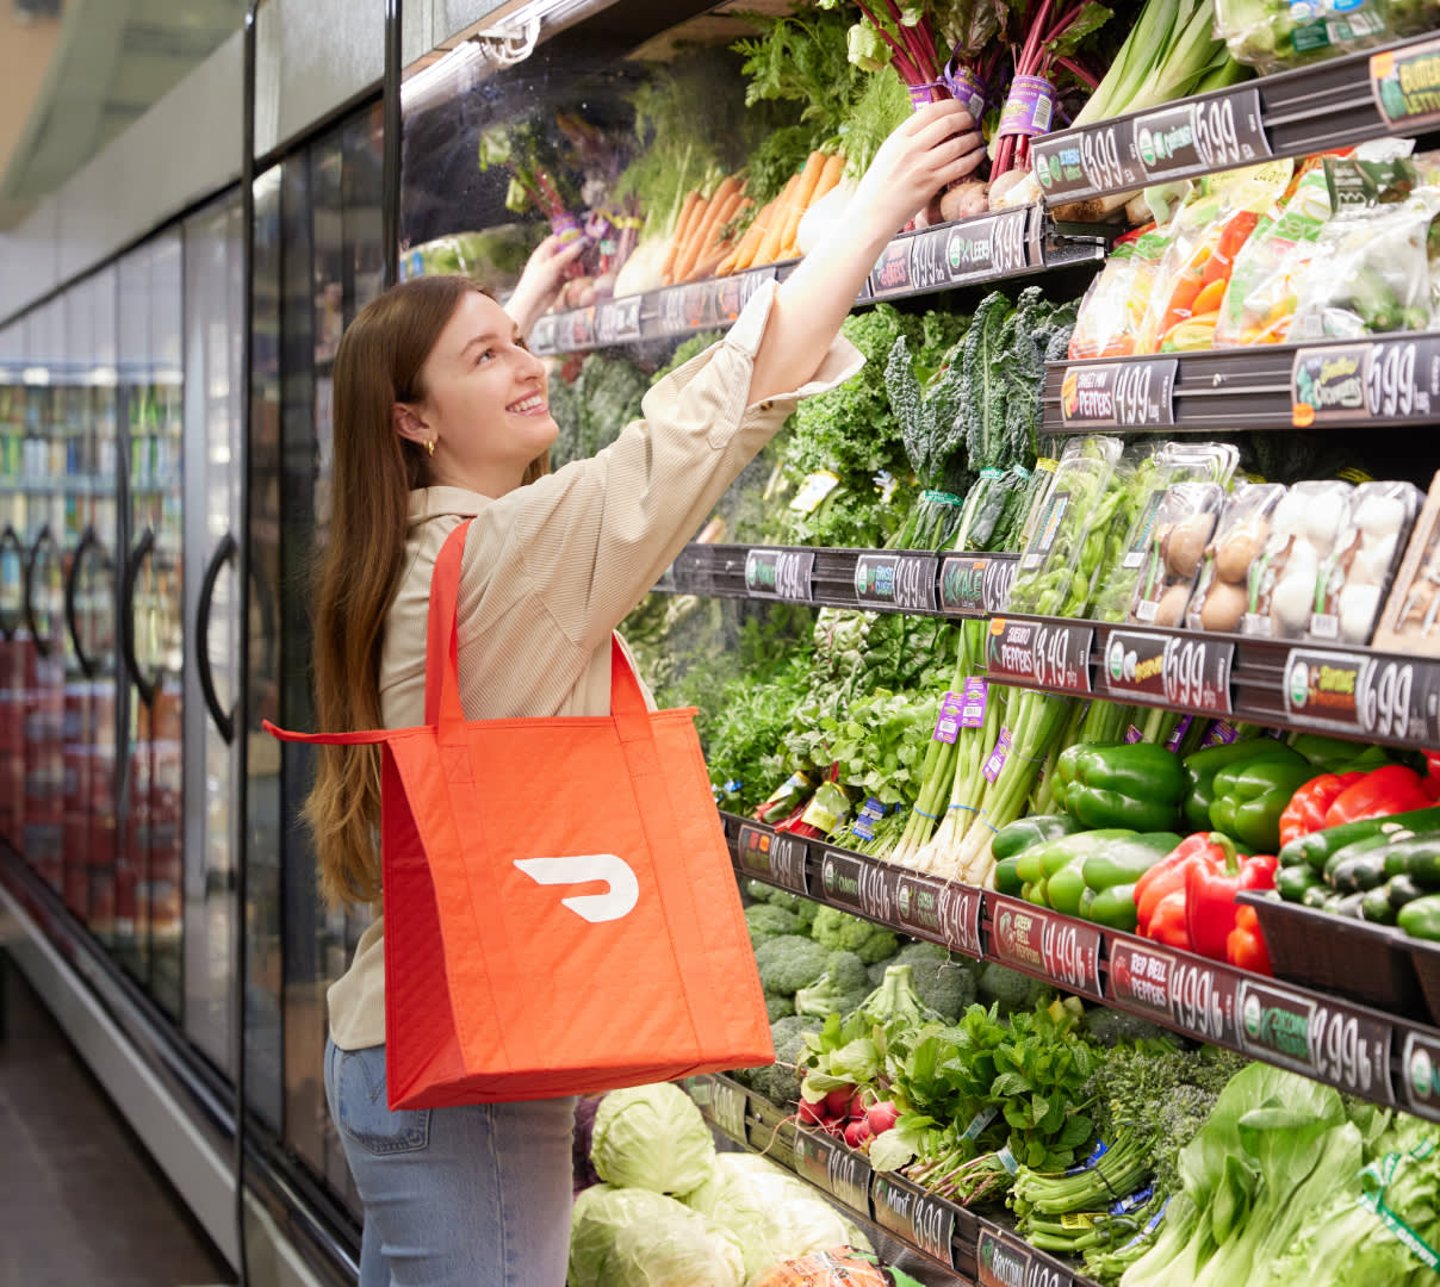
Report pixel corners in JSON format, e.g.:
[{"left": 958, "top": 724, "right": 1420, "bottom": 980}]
[
  {"left": 995, "top": 855, "right": 1025, "bottom": 897},
  {"left": 1047, "top": 858, "right": 1089, "bottom": 916},
  {"left": 1014, "top": 829, "right": 1138, "bottom": 885},
  {"left": 1055, "top": 743, "right": 1186, "bottom": 832},
  {"left": 1182, "top": 739, "right": 1306, "bottom": 832},
  {"left": 1080, "top": 882, "right": 1140, "bottom": 932},
  {"left": 1081, "top": 834, "right": 1176, "bottom": 891},
  {"left": 1209, "top": 756, "right": 1316, "bottom": 852},
  {"left": 992, "top": 814, "right": 1083, "bottom": 862}
]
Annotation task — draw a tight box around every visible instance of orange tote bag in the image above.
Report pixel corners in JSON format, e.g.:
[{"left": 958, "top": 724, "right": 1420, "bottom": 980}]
[{"left": 267, "top": 520, "right": 772, "bottom": 1108}]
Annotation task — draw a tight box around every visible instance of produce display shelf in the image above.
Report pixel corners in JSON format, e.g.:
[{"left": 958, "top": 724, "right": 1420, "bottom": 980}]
[
  {"left": 1042, "top": 330, "right": 1440, "bottom": 434},
  {"left": 686, "top": 1071, "right": 1101, "bottom": 1287},
  {"left": 1029, "top": 32, "right": 1440, "bottom": 209},
  {"left": 528, "top": 208, "right": 1109, "bottom": 358},
  {"left": 721, "top": 810, "right": 1440, "bottom": 1123}
]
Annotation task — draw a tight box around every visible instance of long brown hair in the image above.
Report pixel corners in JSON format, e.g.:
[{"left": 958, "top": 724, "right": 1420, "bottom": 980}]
[{"left": 305, "top": 274, "right": 547, "bottom": 905}]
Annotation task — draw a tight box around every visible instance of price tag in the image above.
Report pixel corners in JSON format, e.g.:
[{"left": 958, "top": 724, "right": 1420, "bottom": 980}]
[
  {"left": 1401, "top": 1028, "right": 1440, "bottom": 1123},
  {"left": 744, "top": 548, "right": 815, "bottom": 603},
  {"left": 987, "top": 618, "right": 1094, "bottom": 695},
  {"left": 568, "top": 308, "right": 597, "bottom": 350},
  {"left": 869, "top": 240, "right": 914, "bottom": 297},
  {"left": 1032, "top": 122, "right": 1142, "bottom": 202},
  {"left": 872, "top": 1175, "right": 957, "bottom": 1268},
  {"left": 941, "top": 555, "right": 1017, "bottom": 615},
  {"left": 1372, "top": 38, "right": 1440, "bottom": 131},
  {"left": 529, "top": 315, "right": 558, "bottom": 355},
  {"left": 710, "top": 1078, "right": 748, "bottom": 1141},
  {"left": 793, "top": 1129, "right": 872, "bottom": 1215},
  {"left": 715, "top": 276, "right": 745, "bottom": 325},
  {"left": 1131, "top": 88, "right": 1270, "bottom": 183},
  {"left": 596, "top": 295, "right": 642, "bottom": 345},
  {"left": 737, "top": 823, "right": 809, "bottom": 896},
  {"left": 1059, "top": 359, "right": 1177, "bottom": 428},
  {"left": 943, "top": 209, "right": 1032, "bottom": 283},
  {"left": 1282, "top": 648, "right": 1437, "bottom": 742},
  {"left": 1100, "top": 630, "right": 1234, "bottom": 715},
  {"left": 1108, "top": 937, "right": 1239, "bottom": 1046},
  {"left": 854, "top": 553, "right": 938, "bottom": 613},
  {"left": 895, "top": 872, "right": 983, "bottom": 958},
  {"left": 989, "top": 896, "right": 1102, "bottom": 998},
  {"left": 658, "top": 286, "right": 688, "bottom": 336},
  {"left": 820, "top": 848, "right": 898, "bottom": 923},
  {"left": 1237, "top": 979, "right": 1394, "bottom": 1103},
  {"left": 1365, "top": 337, "right": 1440, "bottom": 419},
  {"left": 977, "top": 1226, "right": 1074, "bottom": 1287},
  {"left": 910, "top": 229, "right": 952, "bottom": 292}
]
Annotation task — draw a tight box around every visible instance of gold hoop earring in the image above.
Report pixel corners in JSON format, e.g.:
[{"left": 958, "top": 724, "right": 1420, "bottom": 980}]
[{"left": 424, "top": 438, "right": 436, "bottom": 456}]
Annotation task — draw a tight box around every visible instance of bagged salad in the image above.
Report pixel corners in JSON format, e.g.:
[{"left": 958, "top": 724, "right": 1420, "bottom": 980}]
[
  {"left": 1068, "top": 224, "right": 1168, "bottom": 360},
  {"left": 1375, "top": 471, "right": 1440, "bottom": 655},
  {"left": 1214, "top": 0, "right": 1395, "bottom": 74}
]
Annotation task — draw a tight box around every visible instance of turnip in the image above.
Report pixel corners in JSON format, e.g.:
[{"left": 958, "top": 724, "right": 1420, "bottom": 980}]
[
  {"left": 940, "top": 181, "right": 989, "bottom": 223},
  {"left": 843, "top": 1117, "right": 873, "bottom": 1149},
  {"left": 866, "top": 1101, "right": 899, "bottom": 1136}
]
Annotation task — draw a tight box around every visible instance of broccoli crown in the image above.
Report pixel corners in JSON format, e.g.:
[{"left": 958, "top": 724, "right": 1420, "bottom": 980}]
[
  {"left": 867, "top": 956, "right": 897, "bottom": 987},
  {"left": 747, "top": 903, "right": 801, "bottom": 946},
  {"left": 894, "top": 940, "right": 950, "bottom": 965},
  {"left": 811, "top": 906, "right": 901, "bottom": 963},
  {"left": 858, "top": 962, "right": 944, "bottom": 1029},
  {"left": 754, "top": 934, "right": 831, "bottom": 996},
  {"left": 765, "top": 992, "right": 796, "bottom": 1022},
  {"left": 1081, "top": 1006, "right": 1177, "bottom": 1048},
  {"left": 792, "top": 951, "right": 871, "bottom": 1019},
  {"left": 745, "top": 880, "right": 775, "bottom": 904},
  {"left": 978, "top": 962, "right": 1053, "bottom": 1015},
  {"left": 821, "top": 950, "right": 870, "bottom": 994},
  {"left": 749, "top": 1015, "right": 824, "bottom": 1107},
  {"left": 906, "top": 954, "right": 978, "bottom": 1022}
]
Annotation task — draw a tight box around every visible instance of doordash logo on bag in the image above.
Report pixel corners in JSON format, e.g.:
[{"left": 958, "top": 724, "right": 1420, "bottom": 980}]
[{"left": 512, "top": 855, "right": 639, "bottom": 923}]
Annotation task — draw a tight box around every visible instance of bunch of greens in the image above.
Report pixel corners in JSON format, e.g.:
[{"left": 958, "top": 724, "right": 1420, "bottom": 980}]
[
  {"left": 548, "top": 353, "right": 652, "bottom": 468},
  {"left": 701, "top": 653, "right": 814, "bottom": 811}
]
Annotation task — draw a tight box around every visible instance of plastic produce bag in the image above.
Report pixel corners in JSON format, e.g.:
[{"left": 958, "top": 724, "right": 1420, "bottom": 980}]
[
  {"left": 1188, "top": 482, "right": 1286, "bottom": 633},
  {"left": 1243, "top": 480, "right": 1355, "bottom": 639},
  {"left": 753, "top": 1248, "right": 924, "bottom": 1287},
  {"left": 1068, "top": 224, "right": 1170, "bottom": 360},
  {"left": 1310, "top": 480, "right": 1423, "bottom": 644},
  {"left": 1214, "top": 0, "right": 1394, "bottom": 74},
  {"left": 1374, "top": 470, "right": 1440, "bottom": 655}
]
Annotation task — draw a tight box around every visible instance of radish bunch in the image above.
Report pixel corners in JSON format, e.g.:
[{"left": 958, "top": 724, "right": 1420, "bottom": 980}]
[{"left": 797, "top": 1087, "right": 899, "bottom": 1151}]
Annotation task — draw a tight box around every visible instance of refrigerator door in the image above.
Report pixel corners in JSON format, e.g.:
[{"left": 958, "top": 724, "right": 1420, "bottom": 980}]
[{"left": 0, "top": 323, "right": 23, "bottom": 851}]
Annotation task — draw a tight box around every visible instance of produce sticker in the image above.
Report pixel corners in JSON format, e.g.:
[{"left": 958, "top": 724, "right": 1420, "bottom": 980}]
[
  {"left": 1372, "top": 37, "right": 1440, "bottom": 131},
  {"left": 736, "top": 823, "right": 809, "bottom": 895},
  {"left": 872, "top": 1174, "right": 957, "bottom": 1267},
  {"left": 1402, "top": 1029, "right": 1440, "bottom": 1123}
]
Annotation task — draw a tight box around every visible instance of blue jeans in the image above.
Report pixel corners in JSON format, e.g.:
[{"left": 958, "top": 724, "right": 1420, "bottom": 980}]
[{"left": 324, "top": 1040, "right": 575, "bottom": 1286}]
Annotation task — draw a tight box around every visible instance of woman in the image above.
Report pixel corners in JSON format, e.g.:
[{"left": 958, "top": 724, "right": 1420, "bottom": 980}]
[{"left": 308, "top": 100, "right": 984, "bottom": 1286}]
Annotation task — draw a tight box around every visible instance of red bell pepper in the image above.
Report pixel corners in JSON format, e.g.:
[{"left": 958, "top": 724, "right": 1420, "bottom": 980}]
[
  {"left": 1147, "top": 889, "right": 1191, "bottom": 949},
  {"left": 1135, "top": 833, "right": 1232, "bottom": 934},
  {"left": 1423, "top": 750, "right": 1440, "bottom": 800},
  {"left": 1324, "top": 764, "right": 1432, "bottom": 827},
  {"left": 1227, "top": 904, "right": 1272, "bottom": 974},
  {"left": 1185, "top": 840, "right": 1279, "bottom": 961},
  {"left": 1278, "top": 772, "right": 1365, "bottom": 848}
]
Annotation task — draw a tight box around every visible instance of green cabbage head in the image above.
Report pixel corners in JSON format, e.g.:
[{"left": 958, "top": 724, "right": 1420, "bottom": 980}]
[
  {"left": 591, "top": 1083, "right": 716, "bottom": 1196},
  {"left": 568, "top": 1185, "right": 746, "bottom": 1287}
]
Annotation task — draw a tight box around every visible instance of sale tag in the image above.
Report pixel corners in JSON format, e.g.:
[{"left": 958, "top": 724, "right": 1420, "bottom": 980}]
[
  {"left": 1108, "top": 936, "right": 1239, "bottom": 1047},
  {"left": 987, "top": 617, "right": 1094, "bottom": 695},
  {"left": 977, "top": 1225, "right": 1075, "bottom": 1287},
  {"left": 736, "top": 823, "right": 809, "bottom": 895},
  {"left": 854, "top": 553, "right": 938, "bottom": 612},
  {"left": 1237, "top": 979, "right": 1394, "bottom": 1104},
  {"left": 595, "top": 294, "right": 642, "bottom": 345},
  {"left": 989, "top": 895, "right": 1102, "bottom": 998},
  {"left": 1032, "top": 121, "right": 1144, "bottom": 201},
  {"left": 872, "top": 1175, "right": 957, "bottom": 1268},
  {"left": 793, "top": 1129, "right": 873, "bottom": 1216},
  {"left": 895, "top": 872, "right": 983, "bottom": 958},
  {"left": 710, "top": 1078, "right": 748, "bottom": 1141},
  {"left": 1372, "top": 37, "right": 1440, "bottom": 131},
  {"left": 820, "top": 848, "right": 897, "bottom": 923},
  {"left": 1059, "top": 359, "right": 1177, "bottom": 428},
  {"left": 1131, "top": 88, "right": 1270, "bottom": 183},
  {"left": 1100, "top": 629, "right": 1234, "bottom": 715},
  {"left": 1282, "top": 648, "right": 1436, "bottom": 743},
  {"left": 745, "top": 548, "right": 815, "bottom": 603},
  {"left": 869, "top": 240, "right": 914, "bottom": 297},
  {"left": 940, "top": 554, "right": 1018, "bottom": 615},
  {"left": 1401, "top": 1028, "right": 1440, "bottom": 1123}
]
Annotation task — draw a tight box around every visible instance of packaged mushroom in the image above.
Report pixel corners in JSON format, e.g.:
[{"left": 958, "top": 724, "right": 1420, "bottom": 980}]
[
  {"left": 1373, "top": 472, "right": 1440, "bottom": 656},
  {"left": 1243, "top": 480, "right": 1356, "bottom": 639},
  {"left": 1187, "top": 483, "right": 1287, "bottom": 634},
  {"left": 1309, "top": 480, "right": 1422, "bottom": 644},
  {"left": 1129, "top": 483, "right": 1226, "bottom": 627}
]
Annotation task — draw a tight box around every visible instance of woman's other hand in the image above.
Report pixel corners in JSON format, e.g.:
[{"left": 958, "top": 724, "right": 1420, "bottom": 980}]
[{"left": 505, "top": 233, "right": 589, "bottom": 336}]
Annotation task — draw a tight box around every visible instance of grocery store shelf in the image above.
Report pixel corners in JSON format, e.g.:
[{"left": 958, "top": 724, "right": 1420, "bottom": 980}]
[
  {"left": 687, "top": 1070, "right": 1099, "bottom": 1287},
  {"left": 1031, "top": 33, "right": 1440, "bottom": 208},
  {"left": 529, "top": 208, "right": 1110, "bottom": 357},
  {"left": 1042, "top": 331, "right": 1440, "bottom": 433},
  {"left": 721, "top": 811, "right": 1438, "bottom": 1121}
]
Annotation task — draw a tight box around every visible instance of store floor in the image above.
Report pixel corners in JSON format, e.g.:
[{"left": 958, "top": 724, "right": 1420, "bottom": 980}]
[{"left": 0, "top": 960, "right": 235, "bottom": 1287}]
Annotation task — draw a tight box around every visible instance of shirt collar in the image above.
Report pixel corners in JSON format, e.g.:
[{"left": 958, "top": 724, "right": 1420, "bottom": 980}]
[{"left": 407, "top": 485, "right": 494, "bottom": 525}]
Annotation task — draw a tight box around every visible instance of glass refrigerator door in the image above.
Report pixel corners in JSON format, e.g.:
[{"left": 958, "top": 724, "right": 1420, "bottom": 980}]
[
  {"left": 20, "top": 300, "right": 65, "bottom": 892},
  {"left": 182, "top": 193, "right": 244, "bottom": 1076},
  {"left": 0, "top": 323, "right": 24, "bottom": 851}
]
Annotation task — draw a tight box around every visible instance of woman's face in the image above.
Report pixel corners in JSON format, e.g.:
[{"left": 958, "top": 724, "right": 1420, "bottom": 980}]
[{"left": 406, "top": 289, "right": 557, "bottom": 491}]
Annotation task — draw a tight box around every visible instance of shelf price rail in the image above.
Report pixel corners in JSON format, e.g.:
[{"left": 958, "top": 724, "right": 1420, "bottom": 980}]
[
  {"left": 722, "top": 811, "right": 1440, "bottom": 1123},
  {"left": 1029, "top": 32, "right": 1440, "bottom": 208},
  {"left": 686, "top": 1070, "right": 1100, "bottom": 1287},
  {"left": 528, "top": 207, "right": 1109, "bottom": 358}
]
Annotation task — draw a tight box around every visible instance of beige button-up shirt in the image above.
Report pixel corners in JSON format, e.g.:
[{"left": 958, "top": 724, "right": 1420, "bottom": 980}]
[{"left": 328, "top": 279, "right": 862, "bottom": 1049}]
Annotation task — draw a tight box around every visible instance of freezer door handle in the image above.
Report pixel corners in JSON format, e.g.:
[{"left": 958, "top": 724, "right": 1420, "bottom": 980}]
[
  {"left": 64, "top": 525, "right": 101, "bottom": 678},
  {"left": 0, "top": 524, "right": 21, "bottom": 641},
  {"left": 23, "top": 523, "right": 56, "bottom": 657},
  {"left": 196, "top": 532, "right": 237, "bottom": 744},
  {"left": 121, "top": 527, "right": 157, "bottom": 707}
]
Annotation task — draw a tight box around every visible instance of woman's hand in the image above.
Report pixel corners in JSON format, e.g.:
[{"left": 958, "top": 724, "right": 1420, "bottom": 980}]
[
  {"left": 846, "top": 99, "right": 986, "bottom": 245},
  {"left": 504, "top": 233, "right": 589, "bottom": 336}
]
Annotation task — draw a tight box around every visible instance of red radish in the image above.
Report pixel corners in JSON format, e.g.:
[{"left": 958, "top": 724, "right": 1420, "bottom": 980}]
[
  {"left": 797, "top": 1099, "right": 825, "bottom": 1126},
  {"left": 844, "top": 1118, "right": 873, "bottom": 1149},
  {"left": 824, "top": 1086, "right": 855, "bottom": 1119},
  {"left": 866, "top": 1101, "right": 900, "bottom": 1137},
  {"left": 848, "top": 1091, "right": 868, "bottom": 1121}
]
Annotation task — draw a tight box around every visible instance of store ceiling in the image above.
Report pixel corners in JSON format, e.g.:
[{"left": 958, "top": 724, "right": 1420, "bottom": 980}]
[{"left": 0, "top": 0, "right": 244, "bottom": 228}]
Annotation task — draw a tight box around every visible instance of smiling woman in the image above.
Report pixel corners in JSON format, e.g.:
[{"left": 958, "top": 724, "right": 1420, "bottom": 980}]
[{"left": 301, "top": 98, "right": 984, "bottom": 1287}]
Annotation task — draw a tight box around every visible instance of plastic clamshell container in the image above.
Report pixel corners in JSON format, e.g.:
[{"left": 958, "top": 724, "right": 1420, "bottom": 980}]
[{"left": 1237, "top": 890, "right": 1425, "bottom": 1018}]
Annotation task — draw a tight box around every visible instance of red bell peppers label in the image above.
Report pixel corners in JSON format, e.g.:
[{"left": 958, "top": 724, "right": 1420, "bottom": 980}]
[
  {"left": 792, "top": 1129, "right": 872, "bottom": 1216},
  {"left": 737, "top": 824, "right": 809, "bottom": 896},
  {"left": 1108, "top": 936, "right": 1239, "bottom": 1047},
  {"left": 895, "top": 872, "right": 983, "bottom": 959},
  {"left": 989, "top": 896, "right": 1102, "bottom": 998},
  {"left": 1402, "top": 1028, "right": 1440, "bottom": 1124},
  {"left": 872, "top": 1174, "right": 957, "bottom": 1267}
]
